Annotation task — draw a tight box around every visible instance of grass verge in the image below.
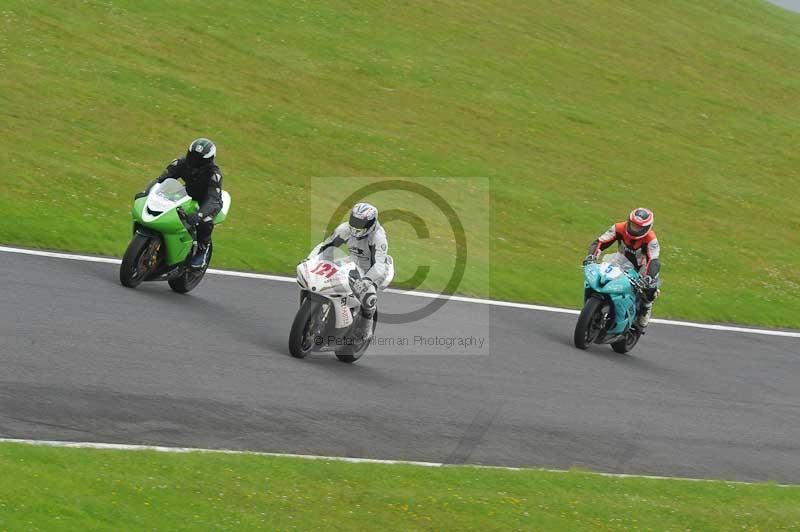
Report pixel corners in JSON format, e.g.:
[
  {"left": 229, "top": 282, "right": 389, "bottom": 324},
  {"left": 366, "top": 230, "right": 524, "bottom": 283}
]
[
  {"left": 1, "top": 1, "right": 799, "bottom": 327},
  {"left": 0, "top": 442, "right": 798, "bottom": 530}
]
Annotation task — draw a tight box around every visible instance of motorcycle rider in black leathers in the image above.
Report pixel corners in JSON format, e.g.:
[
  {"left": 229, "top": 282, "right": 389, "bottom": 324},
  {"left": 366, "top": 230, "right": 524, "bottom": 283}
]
[{"left": 136, "top": 138, "right": 223, "bottom": 269}]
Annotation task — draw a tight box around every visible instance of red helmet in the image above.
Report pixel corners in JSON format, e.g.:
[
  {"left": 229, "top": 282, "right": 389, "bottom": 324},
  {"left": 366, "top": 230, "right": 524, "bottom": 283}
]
[{"left": 625, "top": 208, "right": 654, "bottom": 239}]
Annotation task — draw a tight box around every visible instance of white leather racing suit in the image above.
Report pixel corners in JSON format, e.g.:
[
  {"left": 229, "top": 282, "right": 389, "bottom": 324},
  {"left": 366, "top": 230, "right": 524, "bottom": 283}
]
[{"left": 309, "top": 222, "right": 395, "bottom": 289}]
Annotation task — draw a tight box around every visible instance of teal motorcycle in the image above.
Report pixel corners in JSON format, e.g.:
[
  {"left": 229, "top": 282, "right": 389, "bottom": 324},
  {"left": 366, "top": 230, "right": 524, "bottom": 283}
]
[
  {"left": 119, "top": 178, "right": 231, "bottom": 293},
  {"left": 574, "top": 253, "right": 647, "bottom": 354}
]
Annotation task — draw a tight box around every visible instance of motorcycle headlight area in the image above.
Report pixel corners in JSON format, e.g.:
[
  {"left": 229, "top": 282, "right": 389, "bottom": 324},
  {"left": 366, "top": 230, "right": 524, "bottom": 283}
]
[
  {"left": 296, "top": 264, "right": 309, "bottom": 288},
  {"left": 305, "top": 277, "right": 345, "bottom": 294},
  {"left": 584, "top": 265, "right": 601, "bottom": 286}
]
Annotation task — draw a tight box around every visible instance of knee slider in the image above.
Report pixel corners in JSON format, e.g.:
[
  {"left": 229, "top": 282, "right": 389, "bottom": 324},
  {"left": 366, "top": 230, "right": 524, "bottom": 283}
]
[{"left": 361, "top": 286, "right": 377, "bottom": 316}]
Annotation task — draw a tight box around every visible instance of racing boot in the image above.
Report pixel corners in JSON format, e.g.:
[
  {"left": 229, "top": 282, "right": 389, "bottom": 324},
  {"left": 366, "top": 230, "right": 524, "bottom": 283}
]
[
  {"left": 355, "top": 286, "right": 377, "bottom": 343},
  {"left": 355, "top": 312, "right": 375, "bottom": 344},
  {"left": 636, "top": 302, "right": 653, "bottom": 330},
  {"left": 190, "top": 241, "right": 211, "bottom": 269}
]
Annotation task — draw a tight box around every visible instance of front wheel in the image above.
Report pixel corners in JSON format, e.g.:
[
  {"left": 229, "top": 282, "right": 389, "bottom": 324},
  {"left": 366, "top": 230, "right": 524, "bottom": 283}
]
[
  {"left": 574, "top": 296, "right": 609, "bottom": 349},
  {"left": 169, "top": 242, "right": 212, "bottom": 294},
  {"left": 336, "top": 311, "right": 378, "bottom": 363},
  {"left": 120, "top": 234, "right": 161, "bottom": 288},
  {"left": 611, "top": 329, "right": 641, "bottom": 354},
  {"left": 289, "top": 298, "right": 324, "bottom": 358}
]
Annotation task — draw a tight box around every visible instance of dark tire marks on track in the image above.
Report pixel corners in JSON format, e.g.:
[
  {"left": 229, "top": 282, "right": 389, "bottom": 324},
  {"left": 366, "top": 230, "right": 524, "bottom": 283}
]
[{"left": 1, "top": 251, "right": 799, "bottom": 482}]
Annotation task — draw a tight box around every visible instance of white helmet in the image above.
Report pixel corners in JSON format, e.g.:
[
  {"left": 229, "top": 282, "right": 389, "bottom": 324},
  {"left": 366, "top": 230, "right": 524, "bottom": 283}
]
[{"left": 349, "top": 202, "right": 378, "bottom": 239}]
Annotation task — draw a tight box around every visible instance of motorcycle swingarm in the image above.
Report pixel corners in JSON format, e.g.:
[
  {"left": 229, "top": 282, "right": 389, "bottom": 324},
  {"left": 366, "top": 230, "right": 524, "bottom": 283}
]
[
  {"left": 594, "top": 333, "right": 626, "bottom": 345},
  {"left": 312, "top": 327, "right": 364, "bottom": 352},
  {"left": 144, "top": 264, "right": 185, "bottom": 282},
  {"left": 313, "top": 343, "right": 340, "bottom": 353}
]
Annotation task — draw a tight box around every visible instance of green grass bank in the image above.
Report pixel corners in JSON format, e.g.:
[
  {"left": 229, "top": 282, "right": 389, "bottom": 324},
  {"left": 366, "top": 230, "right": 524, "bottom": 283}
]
[
  {"left": 2, "top": 1, "right": 799, "bottom": 327},
  {"left": 1, "top": 442, "right": 798, "bottom": 530}
]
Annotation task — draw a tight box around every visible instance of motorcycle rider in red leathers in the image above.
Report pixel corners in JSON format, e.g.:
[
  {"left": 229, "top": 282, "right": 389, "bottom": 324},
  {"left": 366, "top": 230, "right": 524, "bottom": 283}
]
[{"left": 585, "top": 208, "right": 661, "bottom": 329}]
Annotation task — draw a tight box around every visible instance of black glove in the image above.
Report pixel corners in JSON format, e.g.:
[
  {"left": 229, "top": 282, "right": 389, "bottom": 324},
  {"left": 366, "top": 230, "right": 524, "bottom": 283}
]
[
  {"left": 183, "top": 213, "right": 201, "bottom": 227},
  {"left": 582, "top": 255, "right": 597, "bottom": 266},
  {"left": 642, "top": 275, "right": 659, "bottom": 301}
]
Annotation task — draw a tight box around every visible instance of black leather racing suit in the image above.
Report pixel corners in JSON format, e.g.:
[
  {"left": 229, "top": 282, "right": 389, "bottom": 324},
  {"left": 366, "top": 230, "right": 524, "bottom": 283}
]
[{"left": 147, "top": 157, "right": 224, "bottom": 244}]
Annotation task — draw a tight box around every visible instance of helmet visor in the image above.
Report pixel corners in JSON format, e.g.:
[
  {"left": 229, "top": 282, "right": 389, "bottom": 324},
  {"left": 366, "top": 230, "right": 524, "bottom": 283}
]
[
  {"left": 626, "top": 220, "right": 649, "bottom": 237},
  {"left": 186, "top": 151, "right": 205, "bottom": 168},
  {"left": 349, "top": 214, "right": 375, "bottom": 237}
]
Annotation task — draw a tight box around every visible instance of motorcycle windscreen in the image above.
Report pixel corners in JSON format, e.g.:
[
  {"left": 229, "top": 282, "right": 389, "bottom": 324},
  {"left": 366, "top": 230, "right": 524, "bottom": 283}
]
[
  {"left": 143, "top": 179, "right": 191, "bottom": 222},
  {"left": 152, "top": 178, "right": 188, "bottom": 202},
  {"left": 600, "top": 252, "right": 635, "bottom": 270}
]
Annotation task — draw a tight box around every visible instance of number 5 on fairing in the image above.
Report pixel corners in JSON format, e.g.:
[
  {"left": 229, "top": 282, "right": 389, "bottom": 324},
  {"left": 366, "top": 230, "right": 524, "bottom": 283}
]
[{"left": 574, "top": 253, "right": 647, "bottom": 354}]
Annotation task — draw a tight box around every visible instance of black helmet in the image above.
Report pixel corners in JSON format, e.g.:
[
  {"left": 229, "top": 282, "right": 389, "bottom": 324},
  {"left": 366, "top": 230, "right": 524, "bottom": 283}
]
[{"left": 186, "top": 138, "right": 216, "bottom": 168}]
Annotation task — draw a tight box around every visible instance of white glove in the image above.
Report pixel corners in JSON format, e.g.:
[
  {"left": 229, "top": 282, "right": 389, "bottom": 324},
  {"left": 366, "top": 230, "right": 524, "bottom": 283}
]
[{"left": 352, "top": 278, "right": 372, "bottom": 298}]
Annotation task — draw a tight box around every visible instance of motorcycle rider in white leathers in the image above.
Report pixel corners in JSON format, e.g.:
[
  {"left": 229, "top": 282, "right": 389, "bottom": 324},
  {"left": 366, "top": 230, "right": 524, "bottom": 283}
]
[{"left": 307, "top": 202, "right": 394, "bottom": 341}]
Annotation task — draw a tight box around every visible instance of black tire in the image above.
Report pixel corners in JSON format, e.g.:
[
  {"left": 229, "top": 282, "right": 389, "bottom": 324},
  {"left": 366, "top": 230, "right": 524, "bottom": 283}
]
[
  {"left": 169, "top": 242, "right": 212, "bottom": 294},
  {"left": 120, "top": 234, "right": 160, "bottom": 288},
  {"left": 289, "top": 298, "right": 324, "bottom": 358},
  {"left": 573, "top": 296, "right": 609, "bottom": 349},
  {"left": 336, "top": 311, "right": 378, "bottom": 363},
  {"left": 612, "top": 329, "right": 641, "bottom": 354}
]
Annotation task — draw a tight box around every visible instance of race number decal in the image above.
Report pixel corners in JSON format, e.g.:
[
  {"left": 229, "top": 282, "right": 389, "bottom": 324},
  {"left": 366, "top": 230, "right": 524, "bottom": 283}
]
[{"left": 310, "top": 262, "right": 338, "bottom": 279}]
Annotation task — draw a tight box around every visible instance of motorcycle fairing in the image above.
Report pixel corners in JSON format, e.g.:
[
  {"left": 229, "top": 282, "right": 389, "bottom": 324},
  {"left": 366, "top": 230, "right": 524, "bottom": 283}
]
[
  {"left": 583, "top": 255, "right": 640, "bottom": 335},
  {"left": 132, "top": 179, "right": 231, "bottom": 266}
]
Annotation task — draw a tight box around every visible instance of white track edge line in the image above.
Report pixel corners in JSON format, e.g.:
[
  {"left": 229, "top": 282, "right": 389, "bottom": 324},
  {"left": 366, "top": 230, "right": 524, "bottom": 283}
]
[
  {"left": 0, "top": 438, "right": 794, "bottom": 487},
  {"left": 1, "top": 245, "right": 798, "bottom": 338}
]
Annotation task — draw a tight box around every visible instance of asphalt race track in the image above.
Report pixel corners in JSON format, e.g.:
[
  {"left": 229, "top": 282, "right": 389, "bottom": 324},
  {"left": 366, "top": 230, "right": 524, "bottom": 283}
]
[
  {"left": 1, "top": 250, "right": 798, "bottom": 483},
  {"left": 769, "top": 0, "right": 800, "bottom": 14}
]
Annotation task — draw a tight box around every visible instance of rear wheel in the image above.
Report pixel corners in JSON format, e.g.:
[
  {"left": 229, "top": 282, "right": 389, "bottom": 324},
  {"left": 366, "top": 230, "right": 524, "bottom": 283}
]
[
  {"left": 336, "top": 311, "right": 378, "bottom": 363},
  {"left": 289, "top": 298, "right": 325, "bottom": 358},
  {"left": 120, "top": 234, "right": 161, "bottom": 288},
  {"left": 574, "top": 296, "right": 610, "bottom": 349},
  {"left": 612, "top": 329, "right": 641, "bottom": 354},
  {"left": 169, "top": 242, "right": 212, "bottom": 294}
]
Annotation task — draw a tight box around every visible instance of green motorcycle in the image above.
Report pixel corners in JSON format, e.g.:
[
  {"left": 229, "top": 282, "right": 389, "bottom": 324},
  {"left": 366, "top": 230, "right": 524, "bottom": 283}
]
[{"left": 119, "top": 178, "right": 231, "bottom": 293}]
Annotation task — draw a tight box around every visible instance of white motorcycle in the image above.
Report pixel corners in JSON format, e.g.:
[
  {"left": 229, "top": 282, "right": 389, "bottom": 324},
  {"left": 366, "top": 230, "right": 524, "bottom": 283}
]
[{"left": 288, "top": 248, "right": 377, "bottom": 363}]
